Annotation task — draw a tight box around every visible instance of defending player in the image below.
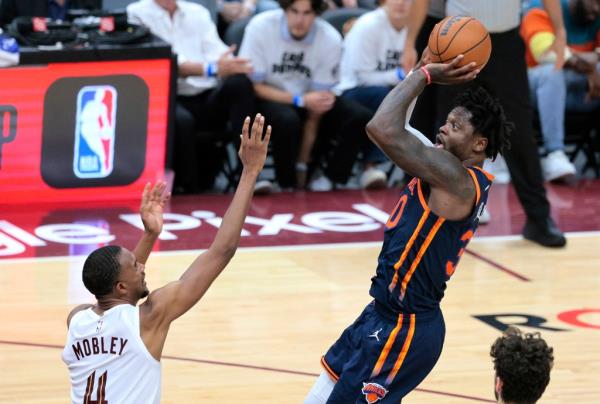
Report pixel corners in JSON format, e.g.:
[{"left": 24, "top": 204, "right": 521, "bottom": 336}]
[
  {"left": 62, "top": 114, "right": 271, "bottom": 403},
  {"left": 305, "top": 54, "right": 512, "bottom": 403},
  {"left": 491, "top": 327, "right": 554, "bottom": 403}
]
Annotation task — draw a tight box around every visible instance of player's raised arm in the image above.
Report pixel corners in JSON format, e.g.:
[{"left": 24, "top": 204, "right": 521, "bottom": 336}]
[
  {"left": 366, "top": 55, "right": 479, "bottom": 196},
  {"left": 144, "top": 114, "right": 270, "bottom": 325},
  {"left": 133, "top": 181, "right": 170, "bottom": 265}
]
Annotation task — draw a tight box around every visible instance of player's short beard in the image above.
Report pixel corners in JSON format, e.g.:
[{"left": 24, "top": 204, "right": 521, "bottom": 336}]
[{"left": 141, "top": 288, "right": 149, "bottom": 299}]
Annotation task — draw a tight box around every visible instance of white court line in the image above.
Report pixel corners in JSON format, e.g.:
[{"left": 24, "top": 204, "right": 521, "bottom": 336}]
[{"left": 1, "top": 230, "right": 600, "bottom": 265}]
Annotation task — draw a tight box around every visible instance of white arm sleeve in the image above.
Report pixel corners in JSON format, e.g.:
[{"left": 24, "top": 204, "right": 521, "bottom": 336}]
[
  {"left": 404, "top": 70, "right": 433, "bottom": 147},
  {"left": 405, "top": 97, "right": 433, "bottom": 147}
]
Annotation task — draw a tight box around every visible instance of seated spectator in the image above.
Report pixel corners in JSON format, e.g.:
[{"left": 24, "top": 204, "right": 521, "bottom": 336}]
[
  {"left": 0, "top": 0, "right": 102, "bottom": 27},
  {"left": 521, "top": 0, "right": 600, "bottom": 182},
  {"left": 490, "top": 327, "right": 554, "bottom": 403},
  {"left": 337, "top": 0, "right": 413, "bottom": 188},
  {"left": 239, "top": 0, "right": 372, "bottom": 193},
  {"left": 128, "top": 0, "right": 255, "bottom": 193}
]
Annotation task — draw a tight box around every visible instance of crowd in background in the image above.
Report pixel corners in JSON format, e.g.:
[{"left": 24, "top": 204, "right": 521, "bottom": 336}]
[
  {"left": 1, "top": 0, "right": 599, "bottom": 247},
  {"left": 0, "top": 3, "right": 574, "bottom": 402}
]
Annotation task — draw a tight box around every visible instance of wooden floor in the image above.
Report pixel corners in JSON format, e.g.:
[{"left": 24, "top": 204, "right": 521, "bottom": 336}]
[{"left": 1, "top": 233, "right": 599, "bottom": 403}]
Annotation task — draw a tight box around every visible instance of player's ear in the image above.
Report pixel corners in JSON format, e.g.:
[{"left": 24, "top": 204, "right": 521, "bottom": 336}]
[
  {"left": 114, "top": 280, "right": 127, "bottom": 296},
  {"left": 473, "top": 134, "right": 487, "bottom": 154}
]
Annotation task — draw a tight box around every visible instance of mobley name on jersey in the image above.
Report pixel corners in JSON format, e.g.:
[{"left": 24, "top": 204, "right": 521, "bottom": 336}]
[{"left": 70, "top": 336, "right": 128, "bottom": 360}]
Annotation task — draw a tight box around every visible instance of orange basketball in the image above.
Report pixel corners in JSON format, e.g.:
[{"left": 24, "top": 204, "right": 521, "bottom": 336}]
[{"left": 428, "top": 16, "right": 492, "bottom": 69}]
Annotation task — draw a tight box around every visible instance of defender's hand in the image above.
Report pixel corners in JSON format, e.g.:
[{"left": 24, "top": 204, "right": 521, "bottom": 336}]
[
  {"left": 239, "top": 114, "right": 271, "bottom": 174},
  {"left": 140, "top": 181, "right": 170, "bottom": 236}
]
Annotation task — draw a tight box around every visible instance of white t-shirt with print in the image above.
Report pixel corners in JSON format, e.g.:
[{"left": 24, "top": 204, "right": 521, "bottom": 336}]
[
  {"left": 239, "top": 9, "right": 342, "bottom": 95},
  {"left": 337, "top": 8, "right": 407, "bottom": 93}
]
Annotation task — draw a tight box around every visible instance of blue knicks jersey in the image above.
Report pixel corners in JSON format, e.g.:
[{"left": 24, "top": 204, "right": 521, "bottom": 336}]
[{"left": 370, "top": 166, "right": 494, "bottom": 313}]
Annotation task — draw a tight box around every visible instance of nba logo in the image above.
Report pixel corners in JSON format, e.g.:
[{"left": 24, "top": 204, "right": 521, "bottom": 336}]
[
  {"left": 42, "top": 75, "right": 148, "bottom": 188},
  {"left": 73, "top": 86, "right": 117, "bottom": 178}
]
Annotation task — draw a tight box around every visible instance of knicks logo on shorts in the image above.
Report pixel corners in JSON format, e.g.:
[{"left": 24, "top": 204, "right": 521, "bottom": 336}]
[{"left": 361, "top": 382, "right": 388, "bottom": 403}]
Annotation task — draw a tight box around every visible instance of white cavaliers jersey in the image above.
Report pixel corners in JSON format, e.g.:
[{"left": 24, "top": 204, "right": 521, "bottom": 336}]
[{"left": 62, "top": 304, "right": 161, "bottom": 404}]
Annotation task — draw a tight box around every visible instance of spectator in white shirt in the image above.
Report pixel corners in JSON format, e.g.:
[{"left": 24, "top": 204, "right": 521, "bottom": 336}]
[
  {"left": 128, "top": 0, "right": 255, "bottom": 193},
  {"left": 239, "top": 0, "right": 372, "bottom": 192},
  {"left": 338, "top": 0, "right": 413, "bottom": 188}
]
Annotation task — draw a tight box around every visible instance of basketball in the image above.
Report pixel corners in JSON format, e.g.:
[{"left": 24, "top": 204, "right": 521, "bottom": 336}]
[{"left": 428, "top": 16, "right": 492, "bottom": 69}]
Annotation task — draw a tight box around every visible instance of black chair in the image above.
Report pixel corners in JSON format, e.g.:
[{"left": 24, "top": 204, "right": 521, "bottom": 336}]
[
  {"left": 357, "top": 0, "right": 377, "bottom": 10},
  {"left": 563, "top": 109, "right": 600, "bottom": 177},
  {"left": 533, "top": 108, "right": 600, "bottom": 178},
  {"left": 321, "top": 7, "right": 369, "bottom": 36},
  {"left": 223, "top": 16, "right": 252, "bottom": 51}
]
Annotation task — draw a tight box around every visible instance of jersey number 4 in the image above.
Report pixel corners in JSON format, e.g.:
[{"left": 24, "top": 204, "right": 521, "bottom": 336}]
[{"left": 84, "top": 370, "right": 108, "bottom": 404}]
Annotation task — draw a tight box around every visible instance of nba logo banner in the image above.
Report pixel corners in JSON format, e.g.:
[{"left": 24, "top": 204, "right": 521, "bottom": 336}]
[
  {"left": 41, "top": 75, "right": 148, "bottom": 188},
  {"left": 73, "top": 85, "right": 117, "bottom": 179}
]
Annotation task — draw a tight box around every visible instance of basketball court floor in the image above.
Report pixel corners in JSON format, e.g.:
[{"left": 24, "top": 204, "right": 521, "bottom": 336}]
[{"left": 1, "top": 181, "right": 599, "bottom": 403}]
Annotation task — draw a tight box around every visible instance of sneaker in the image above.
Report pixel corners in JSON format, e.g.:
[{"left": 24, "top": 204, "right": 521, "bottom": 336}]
[
  {"left": 308, "top": 175, "right": 333, "bottom": 192},
  {"left": 254, "top": 179, "right": 274, "bottom": 195},
  {"left": 522, "top": 217, "right": 567, "bottom": 247},
  {"left": 360, "top": 167, "right": 388, "bottom": 190},
  {"left": 478, "top": 206, "right": 491, "bottom": 224},
  {"left": 542, "top": 150, "right": 576, "bottom": 182},
  {"left": 483, "top": 155, "right": 510, "bottom": 184}
]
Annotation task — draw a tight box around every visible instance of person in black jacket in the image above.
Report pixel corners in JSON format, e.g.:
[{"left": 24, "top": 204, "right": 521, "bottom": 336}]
[{"left": 0, "top": 0, "right": 102, "bottom": 27}]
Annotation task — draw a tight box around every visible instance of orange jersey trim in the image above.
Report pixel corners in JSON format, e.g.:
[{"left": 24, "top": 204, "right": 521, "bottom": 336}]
[
  {"left": 321, "top": 356, "right": 340, "bottom": 381},
  {"left": 466, "top": 168, "right": 481, "bottom": 206},
  {"left": 388, "top": 209, "right": 431, "bottom": 292},
  {"left": 371, "top": 314, "right": 404, "bottom": 378},
  {"left": 385, "top": 314, "right": 416, "bottom": 385},
  {"left": 400, "top": 217, "right": 445, "bottom": 301},
  {"left": 416, "top": 179, "right": 428, "bottom": 210},
  {"left": 472, "top": 165, "right": 495, "bottom": 182}
]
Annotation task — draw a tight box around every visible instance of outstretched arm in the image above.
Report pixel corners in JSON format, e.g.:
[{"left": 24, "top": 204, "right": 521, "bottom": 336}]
[
  {"left": 132, "top": 181, "right": 170, "bottom": 265},
  {"left": 145, "top": 115, "right": 270, "bottom": 324},
  {"left": 366, "top": 56, "right": 478, "bottom": 196}
]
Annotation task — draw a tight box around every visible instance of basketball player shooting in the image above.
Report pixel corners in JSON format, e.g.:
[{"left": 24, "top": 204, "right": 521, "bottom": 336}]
[
  {"left": 62, "top": 114, "right": 271, "bottom": 403},
  {"left": 305, "top": 51, "right": 513, "bottom": 403}
]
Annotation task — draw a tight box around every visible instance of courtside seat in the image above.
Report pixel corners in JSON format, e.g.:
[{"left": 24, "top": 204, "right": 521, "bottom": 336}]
[
  {"left": 321, "top": 8, "right": 369, "bottom": 36},
  {"left": 533, "top": 108, "right": 600, "bottom": 178}
]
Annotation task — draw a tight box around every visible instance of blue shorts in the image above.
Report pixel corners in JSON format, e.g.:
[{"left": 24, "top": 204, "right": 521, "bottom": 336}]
[{"left": 322, "top": 301, "right": 445, "bottom": 403}]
